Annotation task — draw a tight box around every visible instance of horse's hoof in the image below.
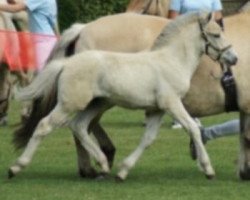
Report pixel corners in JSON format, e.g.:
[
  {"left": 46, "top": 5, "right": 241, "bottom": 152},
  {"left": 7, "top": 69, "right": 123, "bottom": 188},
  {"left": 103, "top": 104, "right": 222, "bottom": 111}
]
[
  {"left": 79, "top": 168, "right": 98, "bottom": 179},
  {"left": 239, "top": 170, "right": 250, "bottom": 180},
  {"left": 205, "top": 174, "right": 215, "bottom": 180},
  {"left": 95, "top": 172, "right": 109, "bottom": 181},
  {"left": 8, "top": 169, "right": 15, "bottom": 179},
  {"left": 115, "top": 175, "right": 125, "bottom": 183},
  {"left": 0, "top": 118, "right": 8, "bottom": 126}
]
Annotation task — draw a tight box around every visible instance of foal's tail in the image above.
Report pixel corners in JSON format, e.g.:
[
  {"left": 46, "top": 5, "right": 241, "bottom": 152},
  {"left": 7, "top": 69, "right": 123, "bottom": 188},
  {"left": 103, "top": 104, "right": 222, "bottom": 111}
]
[
  {"left": 13, "top": 23, "right": 85, "bottom": 149},
  {"left": 13, "top": 61, "right": 64, "bottom": 149}
]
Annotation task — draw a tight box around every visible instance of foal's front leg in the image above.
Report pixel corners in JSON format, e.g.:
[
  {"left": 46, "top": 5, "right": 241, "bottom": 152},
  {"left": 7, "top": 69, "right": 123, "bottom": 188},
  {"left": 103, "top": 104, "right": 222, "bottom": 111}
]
[
  {"left": 167, "top": 99, "right": 215, "bottom": 179},
  {"left": 117, "top": 111, "right": 164, "bottom": 181}
]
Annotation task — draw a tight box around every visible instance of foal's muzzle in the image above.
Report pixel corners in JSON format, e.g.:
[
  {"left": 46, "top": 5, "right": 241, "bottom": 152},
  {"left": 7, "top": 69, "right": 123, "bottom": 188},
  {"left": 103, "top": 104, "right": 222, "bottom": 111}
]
[{"left": 219, "top": 47, "right": 238, "bottom": 66}]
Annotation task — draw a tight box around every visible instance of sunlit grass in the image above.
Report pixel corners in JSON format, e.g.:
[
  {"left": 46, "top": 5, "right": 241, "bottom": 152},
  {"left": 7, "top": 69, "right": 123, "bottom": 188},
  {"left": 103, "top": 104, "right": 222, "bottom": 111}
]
[{"left": 0, "top": 101, "right": 249, "bottom": 200}]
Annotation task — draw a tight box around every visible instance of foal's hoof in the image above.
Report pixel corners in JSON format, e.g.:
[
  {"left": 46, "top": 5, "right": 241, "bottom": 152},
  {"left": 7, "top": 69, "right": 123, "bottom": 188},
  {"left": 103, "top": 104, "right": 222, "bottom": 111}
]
[
  {"left": 205, "top": 174, "right": 215, "bottom": 180},
  {"left": 8, "top": 169, "right": 15, "bottom": 179}
]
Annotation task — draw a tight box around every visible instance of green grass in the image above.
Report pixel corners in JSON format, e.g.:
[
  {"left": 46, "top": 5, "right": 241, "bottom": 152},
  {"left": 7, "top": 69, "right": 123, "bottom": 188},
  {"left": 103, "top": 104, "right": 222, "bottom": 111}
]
[{"left": 1, "top": 101, "right": 250, "bottom": 200}]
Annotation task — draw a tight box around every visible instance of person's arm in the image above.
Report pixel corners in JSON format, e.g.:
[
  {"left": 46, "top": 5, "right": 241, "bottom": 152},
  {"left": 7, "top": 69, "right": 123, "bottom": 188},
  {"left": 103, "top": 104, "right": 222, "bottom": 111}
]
[
  {"left": 167, "top": 0, "right": 181, "bottom": 19},
  {"left": 214, "top": 10, "right": 224, "bottom": 30},
  {"left": 0, "top": 1, "right": 26, "bottom": 13},
  {"left": 7, "top": 0, "right": 16, "bottom": 4},
  {"left": 168, "top": 10, "right": 180, "bottom": 19},
  {"left": 214, "top": 10, "right": 223, "bottom": 21}
]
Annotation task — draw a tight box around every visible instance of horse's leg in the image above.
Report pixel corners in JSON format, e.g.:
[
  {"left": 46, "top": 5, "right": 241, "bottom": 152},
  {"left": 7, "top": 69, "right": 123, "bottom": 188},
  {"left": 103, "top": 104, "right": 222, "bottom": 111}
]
[
  {"left": 11, "top": 70, "right": 32, "bottom": 121},
  {"left": 74, "top": 110, "right": 115, "bottom": 178},
  {"left": 167, "top": 98, "right": 215, "bottom": 179},
  {"left": 0, "top": 64, "right": 11, "bottom": 126},
  {"left": 90, "top": 115, "right": 116, "bottom": 168},
  {"left": 8, "top": 105, "right": 69, "bottom": 178},
  {"left": 70, "top": 105, "right": 110, "bottom": 175},
  {"left": 116, "top": 110, "right": 164, "bottom": 181},
  {"left": 73, "top": 135, "right": 98, "bottom": 178},
  {"left": 238, "top": 111, "right": 250, "bottom": 180}
]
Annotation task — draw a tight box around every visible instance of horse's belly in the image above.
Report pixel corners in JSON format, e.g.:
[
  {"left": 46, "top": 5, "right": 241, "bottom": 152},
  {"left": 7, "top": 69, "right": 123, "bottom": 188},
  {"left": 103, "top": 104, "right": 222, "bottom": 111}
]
[{"left": 108, "top": 93, "right": 157, "bottom": 110}]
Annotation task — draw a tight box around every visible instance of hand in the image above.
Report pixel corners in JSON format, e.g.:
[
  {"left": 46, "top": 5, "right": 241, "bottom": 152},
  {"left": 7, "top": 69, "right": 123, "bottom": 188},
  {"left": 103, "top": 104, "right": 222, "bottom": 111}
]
[{"left": 7, "top": 0, "right": 16, "bottom": 4}]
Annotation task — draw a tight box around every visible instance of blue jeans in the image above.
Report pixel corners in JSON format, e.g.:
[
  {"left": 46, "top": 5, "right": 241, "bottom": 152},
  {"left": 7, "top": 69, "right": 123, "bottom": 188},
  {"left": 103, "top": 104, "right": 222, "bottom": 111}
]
[{"left": 203, "top": 119, "right": 239, "bottom": 142}]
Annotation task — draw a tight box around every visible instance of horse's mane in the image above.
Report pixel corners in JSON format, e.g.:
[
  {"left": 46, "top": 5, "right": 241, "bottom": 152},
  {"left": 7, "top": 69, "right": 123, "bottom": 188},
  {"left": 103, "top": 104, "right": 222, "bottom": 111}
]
[
  {"left": 152, "top": 12, "right": 201, "bottom": 50},
  {"left": 239, "top": 1, "right": 250, "bottom": 13}
]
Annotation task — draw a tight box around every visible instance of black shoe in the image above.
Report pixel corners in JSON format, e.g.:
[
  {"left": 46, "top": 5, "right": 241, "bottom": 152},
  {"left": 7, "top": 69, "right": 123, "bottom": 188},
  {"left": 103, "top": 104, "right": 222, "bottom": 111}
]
[{"left": 189, "top": 128, "right": 206, "bottom": 160}]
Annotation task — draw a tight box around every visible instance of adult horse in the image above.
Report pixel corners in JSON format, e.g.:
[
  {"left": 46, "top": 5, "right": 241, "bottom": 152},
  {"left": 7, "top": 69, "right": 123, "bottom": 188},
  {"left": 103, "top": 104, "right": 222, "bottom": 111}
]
[
  {"left": 9, "top": 12, "right": 237, "bottom": 180},
  {"left": 13, "top": 8, "right": 250, "bottom": 179}
]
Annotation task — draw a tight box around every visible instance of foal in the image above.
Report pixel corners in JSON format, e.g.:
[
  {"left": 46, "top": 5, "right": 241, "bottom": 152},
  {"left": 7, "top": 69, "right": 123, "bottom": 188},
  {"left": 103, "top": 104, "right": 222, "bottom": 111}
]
[{"left": 9, "top": 12, "right": 237, "bottom": 180}]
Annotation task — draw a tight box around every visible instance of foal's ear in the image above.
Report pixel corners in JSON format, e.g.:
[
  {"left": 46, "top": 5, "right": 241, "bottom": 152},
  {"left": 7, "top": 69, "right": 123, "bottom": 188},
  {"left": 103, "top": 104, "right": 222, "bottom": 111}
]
[{"left": 199, "top": 12, "right": 214, "bottom": 26}]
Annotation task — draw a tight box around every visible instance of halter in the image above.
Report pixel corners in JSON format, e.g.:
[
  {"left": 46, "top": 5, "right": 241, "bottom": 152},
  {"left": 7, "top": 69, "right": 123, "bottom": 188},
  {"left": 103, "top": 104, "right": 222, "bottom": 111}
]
[
  {"left": 199, "top": 22, "right": 238, "bottom": 112},
  {"left": 199, "top": 22, "right": 232, "bottom": 62}
]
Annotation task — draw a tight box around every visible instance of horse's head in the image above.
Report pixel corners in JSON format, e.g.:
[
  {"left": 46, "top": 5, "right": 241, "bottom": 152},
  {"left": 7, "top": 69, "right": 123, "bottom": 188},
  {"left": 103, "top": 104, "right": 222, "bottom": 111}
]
[{"left": 199, "top": 12, "right": 238, "bottom": 67}]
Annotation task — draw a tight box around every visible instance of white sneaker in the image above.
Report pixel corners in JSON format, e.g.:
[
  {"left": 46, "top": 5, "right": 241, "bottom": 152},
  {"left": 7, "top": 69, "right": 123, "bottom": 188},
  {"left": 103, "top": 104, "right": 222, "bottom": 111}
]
[{"left": 171, "top": 121, "right": 183, "bottom": 129}]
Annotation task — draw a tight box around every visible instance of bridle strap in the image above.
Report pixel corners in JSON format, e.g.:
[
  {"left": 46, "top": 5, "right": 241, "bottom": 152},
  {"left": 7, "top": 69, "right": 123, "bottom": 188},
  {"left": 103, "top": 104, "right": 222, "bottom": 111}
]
[{"left": 199, "top": 22, "right": 232, "bottom": 61}]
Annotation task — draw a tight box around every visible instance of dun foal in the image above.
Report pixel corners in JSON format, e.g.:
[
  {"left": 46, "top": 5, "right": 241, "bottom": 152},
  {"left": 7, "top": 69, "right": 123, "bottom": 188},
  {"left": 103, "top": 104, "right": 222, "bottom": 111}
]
[{"left": 9, "top": 12, "right": 237, "bottom": 180}]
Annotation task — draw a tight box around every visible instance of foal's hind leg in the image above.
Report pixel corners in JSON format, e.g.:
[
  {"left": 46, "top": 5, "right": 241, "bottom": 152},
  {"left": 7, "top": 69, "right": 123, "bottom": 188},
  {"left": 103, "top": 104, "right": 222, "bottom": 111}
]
[
  {"left": 74, "top": 108, "right": 115, "bottom": 178},
  {"left": 8, "top": 105, "right": 69, "bottom": 178},
  {"left": 70, "top": 106, "right": 110, "bottom": 175},
  {"left": 73, "top": 135, "right": 98, "bottom": 178},
  {"left": 90, "top": 114, "right": 116, "bottom": 168},
  {"left": 167, "top": 99, "right": 215, "bottom": 179},
  {"left": 117, "top": 110, "right": 164, "bottom": 181}
]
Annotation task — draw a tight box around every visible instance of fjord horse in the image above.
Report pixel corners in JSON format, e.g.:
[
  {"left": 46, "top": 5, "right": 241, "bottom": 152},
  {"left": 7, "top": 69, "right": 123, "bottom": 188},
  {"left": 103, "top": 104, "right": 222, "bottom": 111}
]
[
  {"left": 9, "top": 12, "right": 237, "bottom": 180},
  {"left": 13, "top": 7, "right": 250, "bottom": 179}
]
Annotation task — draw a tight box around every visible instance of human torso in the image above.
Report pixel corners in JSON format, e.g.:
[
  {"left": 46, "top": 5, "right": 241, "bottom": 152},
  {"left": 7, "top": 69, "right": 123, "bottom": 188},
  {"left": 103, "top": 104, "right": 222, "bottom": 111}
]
[
  {"left": 170, "top": 0, "right": 222, "bottom": 14},
  {"left": 25, "top": 0, "right": 57, "bottom": 35}
]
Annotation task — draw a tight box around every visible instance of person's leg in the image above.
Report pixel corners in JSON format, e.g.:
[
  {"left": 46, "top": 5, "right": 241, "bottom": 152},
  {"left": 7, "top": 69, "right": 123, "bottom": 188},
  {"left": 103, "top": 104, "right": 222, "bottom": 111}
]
[
  {"left": 202, "top": 119, "right": 239, "bottom": 142},
  {"left": 172, "top": 117, "right": 202, "bottom": 129},
  {"left": 190, "top": 119, "right": 239, "bottom": 160}
]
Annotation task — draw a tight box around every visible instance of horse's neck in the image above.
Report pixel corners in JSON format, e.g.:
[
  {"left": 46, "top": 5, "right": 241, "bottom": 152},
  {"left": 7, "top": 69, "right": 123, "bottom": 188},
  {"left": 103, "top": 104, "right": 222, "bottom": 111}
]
[
  {"left": 158, "top": 25, "right": 202, "bottom": 78},
  {"left": 240, "top": 1, "right": 250, "bottom": 13}
]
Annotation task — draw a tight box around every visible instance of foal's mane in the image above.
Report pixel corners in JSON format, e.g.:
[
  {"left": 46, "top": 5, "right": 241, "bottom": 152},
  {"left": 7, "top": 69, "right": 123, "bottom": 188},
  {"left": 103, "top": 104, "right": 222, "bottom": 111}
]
[{"left": 151, "top": 12, "right": 201, "bottom": 50}]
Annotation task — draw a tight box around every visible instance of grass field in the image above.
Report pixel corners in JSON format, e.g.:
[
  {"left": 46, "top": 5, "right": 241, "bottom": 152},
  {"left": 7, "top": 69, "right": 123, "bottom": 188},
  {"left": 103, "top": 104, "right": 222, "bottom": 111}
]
[{"left": 1, "top": 101, "right": 250, "bottom": 200}]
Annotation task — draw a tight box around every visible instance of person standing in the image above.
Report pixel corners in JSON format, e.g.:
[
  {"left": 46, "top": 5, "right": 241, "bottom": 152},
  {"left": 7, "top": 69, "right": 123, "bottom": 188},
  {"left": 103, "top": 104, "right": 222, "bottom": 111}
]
[
  {"left": 0, "top": 0, "right": 58, "bottom": 70},
  {"left": 168, "top": 0, "right": 223, "bottom": 27}
]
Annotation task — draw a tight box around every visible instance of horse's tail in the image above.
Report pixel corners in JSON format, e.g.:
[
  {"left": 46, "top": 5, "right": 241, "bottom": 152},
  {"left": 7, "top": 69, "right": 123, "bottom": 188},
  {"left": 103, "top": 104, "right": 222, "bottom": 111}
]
[
  {"left": 13, "top": 60, "right": 63, "bottom": 149},
  {"left": 46, "top": 23, "right": 86, "bottom": 61}
]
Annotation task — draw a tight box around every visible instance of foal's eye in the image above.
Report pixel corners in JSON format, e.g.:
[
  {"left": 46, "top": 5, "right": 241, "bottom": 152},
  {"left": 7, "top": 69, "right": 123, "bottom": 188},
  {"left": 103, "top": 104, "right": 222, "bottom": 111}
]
[{"left": 209, "top": 33, "right": 220, "bottom": 38}]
